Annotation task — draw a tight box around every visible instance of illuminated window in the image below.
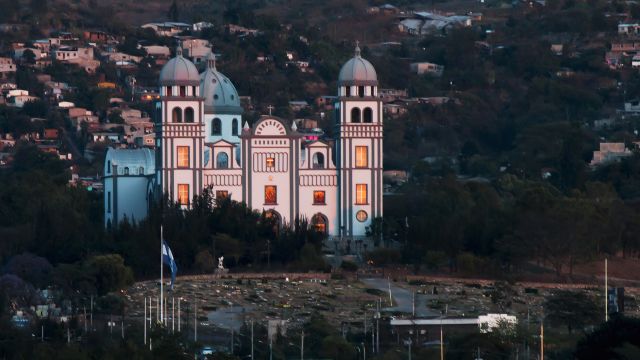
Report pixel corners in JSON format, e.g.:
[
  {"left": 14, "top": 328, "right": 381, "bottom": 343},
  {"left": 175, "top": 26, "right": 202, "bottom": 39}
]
[
  {"left": 313, "top": 190, "right": 326, "bottom": 204},
  {"left": 355, "top": 184, "right": 367, "bottom": 205},
  {"left": 177, "top": 146, "right": 189, "bottom": 168},
  {"left": 356, "top": 210, "right": 368, "bottom": 222},
  {"left": 178, "top": 184, "right": 189, "bottom": 205},
  {"left": 312, "top": 214, "right": 327, "bottom": 233},
  {"left": 264, "top": 185, "right": 277, "bottom": 204},
  {"left": 355, "top": 146, "right": 368, "bottom": 168},
  {"left": 216, "top": 190, "right": 229, "bottom": 199},
  {"left": 266, "top": 157, "right": 275, "bottom": 168}
]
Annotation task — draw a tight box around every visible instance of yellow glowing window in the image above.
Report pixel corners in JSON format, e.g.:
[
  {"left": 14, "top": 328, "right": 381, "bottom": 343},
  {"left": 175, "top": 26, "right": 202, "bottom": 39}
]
[
  {"left": 266, "top": 157, "right": 275, "bottom": 168},
  {"left": 178, "top": 184, "right": 189, "bottom": 205},
  {"left": 356, "top": 184, "right": 367, "bottom": 205},
  {"left": 265, "top": 185, "right": 277, "bottom": 205},
  {"left": 216, "top": 190, "right": 229, "bottom": 199},
  {"left": 313, "top": 190, "right": 326, "bottom": 204},
  {"left": 355, "top": 146, "right": 368, "bottom": 168},
  {"left": 177, "top": 146, "right": 189, "bottom": 168}
]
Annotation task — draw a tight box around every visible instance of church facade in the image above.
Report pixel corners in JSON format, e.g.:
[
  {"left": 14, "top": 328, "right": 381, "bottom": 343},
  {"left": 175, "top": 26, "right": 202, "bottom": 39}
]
[{"left": 104, "top": 45, "right": 383, "bottom": 237}]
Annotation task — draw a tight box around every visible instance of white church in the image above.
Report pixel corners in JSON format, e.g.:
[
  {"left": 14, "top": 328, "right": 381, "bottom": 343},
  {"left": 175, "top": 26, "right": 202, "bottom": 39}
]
[{"left": 104, "top": 44, "right": 383, "bottom": 238}]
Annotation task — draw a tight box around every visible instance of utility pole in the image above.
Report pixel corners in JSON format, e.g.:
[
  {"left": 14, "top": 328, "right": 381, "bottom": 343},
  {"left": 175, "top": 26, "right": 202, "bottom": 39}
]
[
  {"left": 83, "top": 306, "right": 87, "bottom": 332},
  {"left": 144, "top": 297, "right": 147, "bottom": 345},
  {"left": 440, "top": 326, "right": 444, "bottom": 360},
  {"left": 605, "top": 258, "right": 608, "bottom": 322},
  {"left": 172, "top": 297, "right": 175, "bottom": 333},
  {"left": 231, "top": 328, "right": 234, "bottom": 354},
  {"left": 41, "top": 325, "right": 44, "bottom": 342},
  {"left": 251, "top": 320, "right": 254, "bottom": 360},
  {"left": 194, "top": 300, "right": 198, "bottom": 342},
  {"left": 301, "top": 329, "right": 304, "bottom": 360},
  {"left": 178, "top": 298, "right": 181, "bottom": 332},
  {"left": 90, "top": 295, "right": 93, "bottom": 330},
  {"left": 540, "top": 323, "right": 544, "bottom": 360},
  {"left": 412, "top": 291, "right": 415, "bottom": 318}
]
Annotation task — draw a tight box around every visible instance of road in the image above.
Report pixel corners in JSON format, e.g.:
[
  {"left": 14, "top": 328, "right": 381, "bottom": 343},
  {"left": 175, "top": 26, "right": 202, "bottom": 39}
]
[{"left": 361, "top": 278, "right": 438, "bottom": 317}]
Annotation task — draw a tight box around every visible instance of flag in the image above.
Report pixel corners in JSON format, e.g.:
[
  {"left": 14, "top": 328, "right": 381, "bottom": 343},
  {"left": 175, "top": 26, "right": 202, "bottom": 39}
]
[{"left": 162, "top": 240, "right": 178, "bottom": 290}]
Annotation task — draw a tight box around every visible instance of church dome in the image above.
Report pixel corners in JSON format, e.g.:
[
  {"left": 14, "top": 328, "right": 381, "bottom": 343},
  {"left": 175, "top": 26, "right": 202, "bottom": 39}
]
[
  {"left": 200, "top": 51, "right": 243, "bottom": 114},
  {"left": 338, "top": 43, "right": 378, "bottom": 86},
  {"left": 159, "top": 46, "right": 200, "bottom": 86}
]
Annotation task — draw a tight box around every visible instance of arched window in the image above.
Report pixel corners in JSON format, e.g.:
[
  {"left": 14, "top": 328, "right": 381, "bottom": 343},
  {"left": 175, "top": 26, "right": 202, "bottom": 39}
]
[
  {"left": 351, "top": 108, "right": 361, "bottom": 123},
  {"left": 232, "top": 118, "right": 238, "bottom": 136},
  {"left": 172, "top": 107, "right": 182, "bottom": 123},
  {"left": 211, "top": 118, "right": 222, "bottom": 135},
  {"left": 370, "top": 86, "right": 375, "bottom": 96},
  {"left": 179, "top": 86, "right": 186, "bottom": 97},
  {"left": 312, "top": 152, "right": 324, "bottom": 169},
  {"left": 216, "top": 152, "right": 229, "bottom": 168},
  {"left": 185, "top": 107, "right": 194, "bottom": 123},
  {"left": 139, "top": 166, "right": 144, "bottom": 174},
  {"left": 312, "top": 213, "right": 328, "bottom": 234},
  {"left": 123, "top": 167, "right": 129, "bottom": 175},
  {"left": 345, "top": 86, "right": 351, "bottom": 97},
  {"left": 358, "top": 86, "right": 365, "bottom": 97},
  {"left": 363, "top": 107, "right": 373, "bottom": 123},
  {"left": 106, "top": 160, "right": 111, "bottom": 173},
  {"left": 264, "top": 209, "right": 281, "bottom": 234},
  {"left": 166, "top": 86, "right": 172, "bottom": 96}
]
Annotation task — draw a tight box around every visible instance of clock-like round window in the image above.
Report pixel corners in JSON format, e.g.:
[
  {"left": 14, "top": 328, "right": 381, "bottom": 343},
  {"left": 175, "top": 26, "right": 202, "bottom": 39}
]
[{"left": 356, "top": 210, "right": 368, "bottom": 222}]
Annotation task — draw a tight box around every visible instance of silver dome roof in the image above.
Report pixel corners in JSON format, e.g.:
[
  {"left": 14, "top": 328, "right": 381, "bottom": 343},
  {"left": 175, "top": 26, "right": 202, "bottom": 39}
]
[
  {"left": 338, "top": 44, "right": 378, "bottom": 86},
  {"left": 159, "top": 46, "right": 200, "bottom": 86},
  {"left": 200, "top": 51, "right": 243, "bottom": 114}
]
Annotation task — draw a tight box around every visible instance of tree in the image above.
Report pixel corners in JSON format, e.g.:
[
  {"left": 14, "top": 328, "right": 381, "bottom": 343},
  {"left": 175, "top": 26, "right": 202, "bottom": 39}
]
[
  {"left": 167, "top": 0, "right": 179, "bottom": 21},
  {"left": 545, "top": 290, "right": 601, "bottom": 333},
  {"left": 575, "top": 316, "right": 640, "bottom": 360},
  {"left": 85, "top": 254, "right": 134, "bottom": 296},
  {"left": 194, "top": 249, "right": 215, "bottom": 272},
  {"left": 4, "top": 252, "right": 52, "bottom": 288}
]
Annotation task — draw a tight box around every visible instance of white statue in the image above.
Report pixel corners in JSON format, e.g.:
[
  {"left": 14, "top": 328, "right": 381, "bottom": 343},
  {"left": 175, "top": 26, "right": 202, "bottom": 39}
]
[{"left": 218, "top": 256, "right": 225, "bottom": 270}]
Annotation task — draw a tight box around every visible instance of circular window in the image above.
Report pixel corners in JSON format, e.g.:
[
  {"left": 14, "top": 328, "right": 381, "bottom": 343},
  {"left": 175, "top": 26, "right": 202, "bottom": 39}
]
[
  {"left": 212, "top": 78, "right": 217, "bottom": 83},
  {"left": 356, "top": 210, "right": 368, "bottom": 222},
  {"left": 214, "top": 94, "right": 219, "bottom": 100}
]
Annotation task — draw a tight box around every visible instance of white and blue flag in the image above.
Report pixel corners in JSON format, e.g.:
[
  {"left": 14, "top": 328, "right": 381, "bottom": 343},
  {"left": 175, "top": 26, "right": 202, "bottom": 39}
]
[{"left": 162, "top": 240, "right": 178, "bottom": 290}]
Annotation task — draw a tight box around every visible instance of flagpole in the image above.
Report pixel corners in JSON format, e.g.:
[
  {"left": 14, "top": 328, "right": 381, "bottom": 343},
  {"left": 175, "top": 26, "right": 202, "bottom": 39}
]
[{"left": 160, "top": 225, "right": 164, "bottom": 324}]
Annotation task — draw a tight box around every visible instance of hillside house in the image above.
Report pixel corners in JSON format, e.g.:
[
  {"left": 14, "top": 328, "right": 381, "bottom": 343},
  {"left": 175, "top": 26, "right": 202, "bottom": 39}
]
[
  {"left": 410, "top": 62, "right": 444, "bottom": 76},
  {"left": 141, "top": 22, "right": 191, "bottom": 37}
]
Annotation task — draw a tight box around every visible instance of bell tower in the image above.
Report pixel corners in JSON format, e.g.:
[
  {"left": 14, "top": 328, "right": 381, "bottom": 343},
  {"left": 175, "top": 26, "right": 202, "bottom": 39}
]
[
  {"left": 335, "top": 43, "right": 383, "bottom": 237},
  {"left": 156, "top": 46, "right": 205, "bottom": 207}
]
